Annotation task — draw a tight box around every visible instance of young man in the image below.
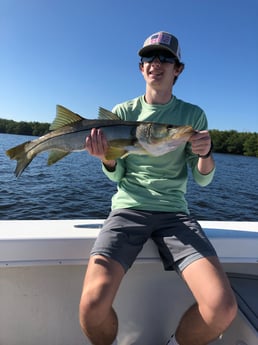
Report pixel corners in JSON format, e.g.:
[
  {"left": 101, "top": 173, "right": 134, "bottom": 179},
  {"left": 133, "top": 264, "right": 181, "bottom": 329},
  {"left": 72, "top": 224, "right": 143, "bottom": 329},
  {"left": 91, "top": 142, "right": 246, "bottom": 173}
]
[{"left": 79, "top": 31, "right": 237, "bottom": 345}]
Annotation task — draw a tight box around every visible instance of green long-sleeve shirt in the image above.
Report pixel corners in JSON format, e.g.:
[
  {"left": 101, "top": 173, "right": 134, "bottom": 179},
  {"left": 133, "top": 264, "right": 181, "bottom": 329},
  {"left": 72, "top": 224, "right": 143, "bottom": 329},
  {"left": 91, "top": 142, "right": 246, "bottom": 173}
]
[{"left": 103, "top": 95, "right": 215, "bottom": 214}]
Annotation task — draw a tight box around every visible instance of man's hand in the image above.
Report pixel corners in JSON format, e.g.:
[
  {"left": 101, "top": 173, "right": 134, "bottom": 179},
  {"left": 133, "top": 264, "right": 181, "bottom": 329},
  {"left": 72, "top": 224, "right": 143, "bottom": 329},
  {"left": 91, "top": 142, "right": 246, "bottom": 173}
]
[
  {"left": 85, "top": 128, "right": 116, "bottom": 171},
  {"left": 189, "top": 130, "right": 212, "bottom": 157},
  {"left": 85, "top": 128, "right": 108, "bottom": 161},
  {"left": 189, "top": 130, "right": 214, "bottom": 174}
]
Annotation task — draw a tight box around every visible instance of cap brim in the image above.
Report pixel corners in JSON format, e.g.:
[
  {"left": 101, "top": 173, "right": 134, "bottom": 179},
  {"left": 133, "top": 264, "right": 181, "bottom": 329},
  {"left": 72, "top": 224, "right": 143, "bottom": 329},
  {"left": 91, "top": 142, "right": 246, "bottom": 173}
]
[{"left": 138, "top": 44, "right": 177, "bottom": 58}]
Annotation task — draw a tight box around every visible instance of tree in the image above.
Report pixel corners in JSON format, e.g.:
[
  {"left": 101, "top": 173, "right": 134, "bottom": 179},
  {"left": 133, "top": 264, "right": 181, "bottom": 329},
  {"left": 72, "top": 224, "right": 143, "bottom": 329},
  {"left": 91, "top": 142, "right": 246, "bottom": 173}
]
[
  {"left": 0, "top": 118, "right": 257, "bottom": 157},
  {"left": 0, "top": 118, "right": 49, "bottom": 136},
  {"left": 225, "top": 130, "right": 244, "bottom": 155},
  {"left": 243, "top": 133, "right": 258, "bottom": 157},
  {"left": 210, "top": 130, "right": 228, "bottom": 153}
]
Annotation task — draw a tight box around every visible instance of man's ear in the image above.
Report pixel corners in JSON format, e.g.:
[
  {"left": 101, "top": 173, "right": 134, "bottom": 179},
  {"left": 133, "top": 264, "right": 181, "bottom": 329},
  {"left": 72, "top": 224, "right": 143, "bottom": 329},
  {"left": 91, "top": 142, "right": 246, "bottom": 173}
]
[
  {"left": 139, "top": 62, "right": 144, "bottom": 71},
  {"left": 175, "top": 63, "right": 185, "bottom": 76}
]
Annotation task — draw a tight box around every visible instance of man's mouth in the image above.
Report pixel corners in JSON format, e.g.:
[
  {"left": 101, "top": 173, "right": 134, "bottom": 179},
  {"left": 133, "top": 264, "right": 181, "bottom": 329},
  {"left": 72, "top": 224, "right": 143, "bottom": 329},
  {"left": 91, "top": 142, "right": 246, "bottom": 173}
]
[{"left": 149, "top": 70, "right": 163, "bottom": 76}]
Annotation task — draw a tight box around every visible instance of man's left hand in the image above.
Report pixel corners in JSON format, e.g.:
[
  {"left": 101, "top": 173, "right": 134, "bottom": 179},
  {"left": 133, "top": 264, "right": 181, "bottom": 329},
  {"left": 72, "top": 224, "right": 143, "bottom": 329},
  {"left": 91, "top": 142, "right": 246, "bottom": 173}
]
[{"left": 189, "top": 131, "right": 212, "bottom": 157}]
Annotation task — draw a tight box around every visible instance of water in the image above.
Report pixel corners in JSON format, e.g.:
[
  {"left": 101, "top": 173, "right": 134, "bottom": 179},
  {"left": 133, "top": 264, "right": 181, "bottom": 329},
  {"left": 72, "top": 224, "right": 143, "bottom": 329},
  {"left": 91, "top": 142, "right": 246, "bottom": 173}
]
[{"left": 1, "top": 133, "right": 258, "bottom": 221}]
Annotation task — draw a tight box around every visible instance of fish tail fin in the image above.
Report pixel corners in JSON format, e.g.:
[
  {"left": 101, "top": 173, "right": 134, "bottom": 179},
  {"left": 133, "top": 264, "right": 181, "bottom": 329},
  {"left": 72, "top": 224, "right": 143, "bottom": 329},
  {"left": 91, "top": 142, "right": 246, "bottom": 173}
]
[{"left": 6, "top": 141, "right": 35, "bottom": 177}]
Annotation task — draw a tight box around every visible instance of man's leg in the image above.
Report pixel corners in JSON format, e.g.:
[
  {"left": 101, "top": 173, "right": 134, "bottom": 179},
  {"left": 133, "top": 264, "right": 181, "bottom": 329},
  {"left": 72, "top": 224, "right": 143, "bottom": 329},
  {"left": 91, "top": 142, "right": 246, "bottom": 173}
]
[
  {"left": 79, "top": 255, "right": 125, "bottom": 345},
  {"left": 175, "top": 256, "right": 237, "bottom": 345}
]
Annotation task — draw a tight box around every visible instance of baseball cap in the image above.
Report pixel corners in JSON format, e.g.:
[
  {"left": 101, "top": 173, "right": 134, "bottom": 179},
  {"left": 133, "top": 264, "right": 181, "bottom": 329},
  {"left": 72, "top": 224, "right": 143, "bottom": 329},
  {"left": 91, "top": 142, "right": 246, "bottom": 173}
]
[{"left": 138, "top": 31, "right": 181, "bottom": 61}]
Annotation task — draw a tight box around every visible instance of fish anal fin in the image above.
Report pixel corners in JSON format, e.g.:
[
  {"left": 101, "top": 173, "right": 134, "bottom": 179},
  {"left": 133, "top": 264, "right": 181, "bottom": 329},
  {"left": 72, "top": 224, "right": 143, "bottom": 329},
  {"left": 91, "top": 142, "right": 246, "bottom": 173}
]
[
  {"left": 50, "top": 105, "right": 85, "bottom": 130},
  {"left": 98, "top": 107, "right": 121, "bottom": 120},
  {"left": 47, "top": 150, "right": 70, "bottom": 165}
]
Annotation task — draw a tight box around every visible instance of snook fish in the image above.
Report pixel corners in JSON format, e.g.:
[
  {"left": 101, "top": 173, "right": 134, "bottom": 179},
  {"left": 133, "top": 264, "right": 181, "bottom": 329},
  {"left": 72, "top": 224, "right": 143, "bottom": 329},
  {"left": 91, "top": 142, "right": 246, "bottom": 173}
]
[{"left": 6, "top": 105, "right": 195, "bottom": 177}]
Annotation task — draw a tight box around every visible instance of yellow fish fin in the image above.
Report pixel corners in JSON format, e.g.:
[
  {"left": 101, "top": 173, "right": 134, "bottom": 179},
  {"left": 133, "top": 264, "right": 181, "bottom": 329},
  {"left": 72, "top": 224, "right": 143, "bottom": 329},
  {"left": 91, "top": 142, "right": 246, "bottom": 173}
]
[
  {"left": 6, "top": 141, "right": 29, "bottom": 160},
  {"left": 47, "top": 150, "right": 70, "bottom": 165},
  {"left": 105, "top": 139, "right": 136, "bottom": 160},
  {"left": 6, "top": 141, "right": 34, "bottom": 178},
  {"left": 50, "top": 105, "right": 85, "bottom": 130},
  {"left": 105, "top": 147, "right": 127, "bottom": 160},
  {"left": 98, "top": 107, "right": 121, "bottom": 120}
]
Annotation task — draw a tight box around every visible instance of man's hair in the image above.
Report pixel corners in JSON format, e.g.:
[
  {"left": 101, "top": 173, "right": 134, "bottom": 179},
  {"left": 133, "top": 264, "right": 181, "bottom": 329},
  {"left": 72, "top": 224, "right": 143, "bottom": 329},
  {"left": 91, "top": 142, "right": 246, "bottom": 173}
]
[{"left": 174, "top": 61, "right": 185, "bottom": 85}]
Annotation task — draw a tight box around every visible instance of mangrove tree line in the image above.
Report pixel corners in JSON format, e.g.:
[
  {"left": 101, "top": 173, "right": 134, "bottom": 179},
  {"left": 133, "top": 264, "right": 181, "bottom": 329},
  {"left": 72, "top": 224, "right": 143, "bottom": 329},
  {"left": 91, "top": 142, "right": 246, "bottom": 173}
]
[{"left": 0, "top": 118, "right": 257, "bottom": 157}]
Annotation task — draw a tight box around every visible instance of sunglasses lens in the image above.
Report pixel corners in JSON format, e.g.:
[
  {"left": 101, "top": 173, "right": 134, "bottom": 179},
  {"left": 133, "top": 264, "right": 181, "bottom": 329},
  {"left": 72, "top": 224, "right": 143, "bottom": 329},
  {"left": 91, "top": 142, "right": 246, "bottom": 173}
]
[
  {"left": 158, "top": 55, "right": 167, "bottom": 62},
  {"left": 141, "top": 56, "right": 154, "bottom": 63},
  {"left": 164, "top": 56, "right": 177, "bottom": 63},
  {"left": 141, "top": 55, "right": 176, "bottom": 64}
]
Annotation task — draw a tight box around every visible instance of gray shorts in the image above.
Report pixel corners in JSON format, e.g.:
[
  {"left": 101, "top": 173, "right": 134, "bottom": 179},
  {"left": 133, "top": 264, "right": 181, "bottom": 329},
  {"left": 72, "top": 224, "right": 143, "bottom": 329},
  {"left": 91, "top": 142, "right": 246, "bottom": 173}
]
[{"left": 91, "top": 209, "right": 217, "bottom": 273}]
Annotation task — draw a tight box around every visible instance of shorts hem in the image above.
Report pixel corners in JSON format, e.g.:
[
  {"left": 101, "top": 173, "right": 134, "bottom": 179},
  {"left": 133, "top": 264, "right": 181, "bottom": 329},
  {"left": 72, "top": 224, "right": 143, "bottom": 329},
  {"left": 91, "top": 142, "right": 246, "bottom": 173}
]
[
  {"left": 176, "top": 252, "right": 218, "bottom": 274},
  {"left": 90, "top": 251, "right": 129, "bottom": 272}
]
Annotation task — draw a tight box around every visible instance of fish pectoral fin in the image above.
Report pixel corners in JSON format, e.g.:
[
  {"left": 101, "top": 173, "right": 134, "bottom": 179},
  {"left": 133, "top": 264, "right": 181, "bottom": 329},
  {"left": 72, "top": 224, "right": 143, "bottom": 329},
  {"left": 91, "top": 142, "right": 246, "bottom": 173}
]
[
  {"left": 105, "top": 147, "right": 127, "bottom": 160},
  {"left": 47, "top": 150, "right": 70, "bottom": 165},
  {"left": 50, "top": 105, "right": 85, "bottom": 130},
  {"left": 105, "top": 141, "right": 150, "bottom": 160},
  {"left": 98, "top": 107, "right": 121, "bottom": 120},
  {"left": 105, "top": 139, "right": 137, "bottom": 160}
]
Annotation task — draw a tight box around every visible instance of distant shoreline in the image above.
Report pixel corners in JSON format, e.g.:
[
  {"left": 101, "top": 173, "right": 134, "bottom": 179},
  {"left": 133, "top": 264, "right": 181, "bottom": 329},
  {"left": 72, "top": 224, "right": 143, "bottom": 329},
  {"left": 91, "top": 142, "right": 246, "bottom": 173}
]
[{"left": 1, "top": 119, "right": 257, "bottom": 157}]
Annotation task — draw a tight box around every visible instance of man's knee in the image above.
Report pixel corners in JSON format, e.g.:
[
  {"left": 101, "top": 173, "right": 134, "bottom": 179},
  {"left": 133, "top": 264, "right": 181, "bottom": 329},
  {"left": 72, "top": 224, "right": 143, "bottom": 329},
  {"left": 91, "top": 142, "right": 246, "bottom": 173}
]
[
  {"left": 79, "top": 289, "right": 111, "bottom": 331},
  {"left": 219, "top": 291, "right": 238, "bottom": 328},
  {"left": 79, "top": 255, "right": 124, "bottom": 331},
  {"left": 202, "top": 288, "right": 238, "bottom": 331}
]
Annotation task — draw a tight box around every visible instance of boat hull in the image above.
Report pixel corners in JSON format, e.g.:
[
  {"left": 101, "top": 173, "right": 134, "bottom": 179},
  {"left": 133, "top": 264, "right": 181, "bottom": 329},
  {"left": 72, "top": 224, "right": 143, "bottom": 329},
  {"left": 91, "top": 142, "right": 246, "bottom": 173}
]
[{"left": 0, "top": 220, "right": 257, "bottom": 345}]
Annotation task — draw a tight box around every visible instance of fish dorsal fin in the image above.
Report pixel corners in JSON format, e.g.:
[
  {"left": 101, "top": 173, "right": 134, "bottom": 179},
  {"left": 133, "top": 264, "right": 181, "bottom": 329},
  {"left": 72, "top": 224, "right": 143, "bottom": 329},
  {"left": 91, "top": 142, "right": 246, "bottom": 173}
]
[
  {"left": 50, "top": 105, "right": 84, "bottom": 130},
  {"left": 98, "top": 107, "right": 121, "bottom": 120}
]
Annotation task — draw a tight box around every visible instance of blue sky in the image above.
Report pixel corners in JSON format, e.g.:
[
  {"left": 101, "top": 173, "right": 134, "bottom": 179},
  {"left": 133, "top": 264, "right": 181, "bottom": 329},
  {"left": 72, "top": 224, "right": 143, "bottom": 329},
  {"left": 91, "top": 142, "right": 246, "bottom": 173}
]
[{"left": 1, "top": 0, "right": 257, "bottom": 132}]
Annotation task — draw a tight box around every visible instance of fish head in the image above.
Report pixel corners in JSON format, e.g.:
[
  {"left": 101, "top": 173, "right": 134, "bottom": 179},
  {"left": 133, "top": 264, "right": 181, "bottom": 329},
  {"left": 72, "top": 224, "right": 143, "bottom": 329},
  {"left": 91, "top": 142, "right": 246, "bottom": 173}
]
[{"left": 136, "top": 122, "right": 195, "bottom": 156}]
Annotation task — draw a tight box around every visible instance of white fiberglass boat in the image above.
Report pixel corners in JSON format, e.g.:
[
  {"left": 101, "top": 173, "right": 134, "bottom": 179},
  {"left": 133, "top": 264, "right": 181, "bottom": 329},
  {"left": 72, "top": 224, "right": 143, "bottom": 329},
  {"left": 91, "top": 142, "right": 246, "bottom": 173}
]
[{"left": 0, "top": 220, "right": 257, "bottom": 345}]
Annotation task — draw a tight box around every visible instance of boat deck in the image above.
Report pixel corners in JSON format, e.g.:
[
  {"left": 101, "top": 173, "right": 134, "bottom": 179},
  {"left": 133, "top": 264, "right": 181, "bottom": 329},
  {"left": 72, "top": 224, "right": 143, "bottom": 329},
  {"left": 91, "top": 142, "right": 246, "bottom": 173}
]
[{"left": 0, "top": 220, "right": 257, "bottom": 345}]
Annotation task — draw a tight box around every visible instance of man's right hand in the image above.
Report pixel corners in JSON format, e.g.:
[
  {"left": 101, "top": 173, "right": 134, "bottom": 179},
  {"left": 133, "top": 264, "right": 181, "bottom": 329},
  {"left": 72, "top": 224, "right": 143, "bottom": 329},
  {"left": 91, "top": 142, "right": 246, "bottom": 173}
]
[{"left": 85, "top": 128, "right": 116, "bottom": 171}]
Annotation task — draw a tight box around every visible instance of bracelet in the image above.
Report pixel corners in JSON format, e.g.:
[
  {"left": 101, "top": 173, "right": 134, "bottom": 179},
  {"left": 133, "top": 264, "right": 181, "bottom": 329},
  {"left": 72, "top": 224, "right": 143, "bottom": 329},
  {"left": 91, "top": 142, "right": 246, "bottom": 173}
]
[
  {"left": 198, "top": 141, "right": 213, "bottom": 159},
  {"left": 102, "top": 160, "right": 117, "bottom": 172}
]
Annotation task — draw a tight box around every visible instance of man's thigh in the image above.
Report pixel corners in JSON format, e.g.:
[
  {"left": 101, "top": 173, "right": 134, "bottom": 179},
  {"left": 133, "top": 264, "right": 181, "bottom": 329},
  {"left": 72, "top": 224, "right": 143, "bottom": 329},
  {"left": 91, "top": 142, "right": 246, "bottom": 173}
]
[
  {"left": 90, "top": 209, "right": 153, "bottom": 271},
  {"left": 81, "top": 255, "right": 125, "bottom": 312},
  {"left": 181, "top": 256, "right": 234, "bottom": 307}
]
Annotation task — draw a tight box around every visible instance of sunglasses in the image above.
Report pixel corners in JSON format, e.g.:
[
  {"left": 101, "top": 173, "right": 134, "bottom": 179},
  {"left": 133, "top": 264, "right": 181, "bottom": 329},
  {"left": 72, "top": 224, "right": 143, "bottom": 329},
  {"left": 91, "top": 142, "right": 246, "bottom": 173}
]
[{"left": 140, "top": 54, "right": 177, "bottom": 64}]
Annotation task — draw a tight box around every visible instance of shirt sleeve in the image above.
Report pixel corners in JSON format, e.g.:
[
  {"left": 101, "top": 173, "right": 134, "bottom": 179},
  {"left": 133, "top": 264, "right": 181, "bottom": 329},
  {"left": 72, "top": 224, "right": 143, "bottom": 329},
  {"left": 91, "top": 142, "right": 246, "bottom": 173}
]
[
  {"left": 192, "top": 164, "right": 215, "bottom": 186},
  {"left": 186, "top": 109, "right": 216, "bottom": 186}
]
